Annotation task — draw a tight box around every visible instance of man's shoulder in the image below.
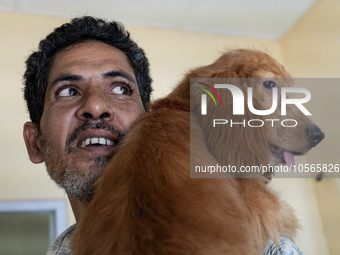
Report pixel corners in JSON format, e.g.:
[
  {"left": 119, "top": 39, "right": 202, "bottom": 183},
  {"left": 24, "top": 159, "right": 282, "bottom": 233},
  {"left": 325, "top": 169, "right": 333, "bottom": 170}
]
[{"left": 46, "top": 224, "right": 76, "bottom": 255}]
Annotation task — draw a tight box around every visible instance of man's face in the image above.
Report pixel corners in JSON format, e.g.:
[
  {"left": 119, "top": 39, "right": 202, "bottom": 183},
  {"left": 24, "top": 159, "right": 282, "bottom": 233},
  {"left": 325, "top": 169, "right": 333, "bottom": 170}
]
[{"left": 31, "top": 41, "right": 144, "bottom": 199}]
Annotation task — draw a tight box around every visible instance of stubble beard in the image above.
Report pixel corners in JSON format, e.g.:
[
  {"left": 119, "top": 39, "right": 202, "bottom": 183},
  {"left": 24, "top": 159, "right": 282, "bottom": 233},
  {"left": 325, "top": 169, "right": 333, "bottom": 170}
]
[{"left": 39, "top": 133, "right": 108, "bottom": 202}]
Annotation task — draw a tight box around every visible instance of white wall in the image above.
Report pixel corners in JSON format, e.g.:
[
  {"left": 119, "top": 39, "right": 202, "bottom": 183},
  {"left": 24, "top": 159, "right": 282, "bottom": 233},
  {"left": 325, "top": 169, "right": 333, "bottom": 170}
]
[{"left": 280, "top": 0, "right": 340, "bottom": 253}]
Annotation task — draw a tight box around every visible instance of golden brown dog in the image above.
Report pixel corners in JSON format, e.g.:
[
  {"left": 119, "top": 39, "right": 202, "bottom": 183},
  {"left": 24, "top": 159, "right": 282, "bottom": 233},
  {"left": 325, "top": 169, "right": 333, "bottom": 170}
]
[{"left": 73, "top": 49, "right": 324, "bottom": 254}]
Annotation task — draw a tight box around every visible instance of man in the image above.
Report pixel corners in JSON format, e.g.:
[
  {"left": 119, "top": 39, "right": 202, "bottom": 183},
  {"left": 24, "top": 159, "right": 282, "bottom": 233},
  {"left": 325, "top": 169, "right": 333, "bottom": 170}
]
[
  {"left": 23, "top": 16, "right": 152, "bottom": 254},
  {"left": 23, "top": 16, "right": 302, "bottom": 255}
]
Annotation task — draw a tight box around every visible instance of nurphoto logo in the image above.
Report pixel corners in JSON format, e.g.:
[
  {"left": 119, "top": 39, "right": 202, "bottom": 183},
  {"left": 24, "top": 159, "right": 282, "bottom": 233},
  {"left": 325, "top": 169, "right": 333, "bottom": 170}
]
[{"left": 197, "top": 81, "right": 312, "bottom": 128}]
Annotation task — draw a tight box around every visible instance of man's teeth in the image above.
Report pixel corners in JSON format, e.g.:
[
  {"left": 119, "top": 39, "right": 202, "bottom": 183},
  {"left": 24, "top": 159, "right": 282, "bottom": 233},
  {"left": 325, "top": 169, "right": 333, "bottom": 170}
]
[{"left": 81, "top": 137, "right": 115, "bottom": 148}]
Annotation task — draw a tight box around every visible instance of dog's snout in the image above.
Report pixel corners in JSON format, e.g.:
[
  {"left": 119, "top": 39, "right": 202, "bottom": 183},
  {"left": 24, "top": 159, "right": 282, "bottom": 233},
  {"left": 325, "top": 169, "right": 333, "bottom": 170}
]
[{"left": 306, "top": 126, "right": 325, "bottom": 147}]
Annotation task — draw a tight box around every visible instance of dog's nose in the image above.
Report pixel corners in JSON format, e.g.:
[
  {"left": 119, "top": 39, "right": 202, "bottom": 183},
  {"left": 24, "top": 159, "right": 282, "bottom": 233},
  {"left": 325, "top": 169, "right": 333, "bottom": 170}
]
[{"left": 306, "top": 126, "right": 325, "bottom": 147}]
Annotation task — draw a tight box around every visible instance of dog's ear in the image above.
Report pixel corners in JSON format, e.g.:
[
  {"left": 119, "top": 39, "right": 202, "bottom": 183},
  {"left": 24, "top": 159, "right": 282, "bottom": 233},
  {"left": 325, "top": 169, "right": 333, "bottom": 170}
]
[{"left": 197, "top": 79, "right": 271, "bottom": 178}]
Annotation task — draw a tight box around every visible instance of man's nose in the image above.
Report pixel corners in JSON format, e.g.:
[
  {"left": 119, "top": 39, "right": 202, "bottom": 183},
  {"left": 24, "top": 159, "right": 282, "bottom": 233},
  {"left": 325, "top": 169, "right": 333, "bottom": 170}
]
[{"left": 76, "top": 90, "right": 113, "bottom": 121}]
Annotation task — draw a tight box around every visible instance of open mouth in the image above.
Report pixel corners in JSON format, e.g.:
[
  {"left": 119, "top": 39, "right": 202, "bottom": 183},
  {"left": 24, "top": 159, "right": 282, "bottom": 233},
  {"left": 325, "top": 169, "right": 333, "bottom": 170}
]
[
  {"left": 78, "top": 137, "right": 117, "bottom": 148},
  {"left": 269, "top": 145, "right": 298, "bottom": 168},
  {"left": 73, "top": 129, "right": 121, "bottom": 151},
  {"left": 67, "top": 120, "right": 124, "bottom": 153}
]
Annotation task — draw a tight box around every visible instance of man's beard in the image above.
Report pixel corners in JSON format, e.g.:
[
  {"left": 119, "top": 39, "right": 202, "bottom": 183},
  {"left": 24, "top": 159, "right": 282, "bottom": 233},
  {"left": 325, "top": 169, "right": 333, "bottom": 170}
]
[
  {"left": 39, "top": 120, "right": 123, "bottom": 202},
  {"left": 56, "top": 158, "right": 106, "bottom": 202}
]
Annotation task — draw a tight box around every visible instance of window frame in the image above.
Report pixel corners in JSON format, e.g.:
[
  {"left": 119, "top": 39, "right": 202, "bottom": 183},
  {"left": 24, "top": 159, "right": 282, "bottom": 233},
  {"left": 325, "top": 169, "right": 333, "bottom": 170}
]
[{"left": 0, "top": 199, "right": 68, "bottom": 245}]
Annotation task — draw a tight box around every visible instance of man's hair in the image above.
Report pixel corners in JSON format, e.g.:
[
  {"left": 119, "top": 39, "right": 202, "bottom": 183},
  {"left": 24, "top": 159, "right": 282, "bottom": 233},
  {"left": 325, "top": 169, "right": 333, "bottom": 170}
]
[{"left": 24, "top": 16, "right": 152, "bottom": 127}]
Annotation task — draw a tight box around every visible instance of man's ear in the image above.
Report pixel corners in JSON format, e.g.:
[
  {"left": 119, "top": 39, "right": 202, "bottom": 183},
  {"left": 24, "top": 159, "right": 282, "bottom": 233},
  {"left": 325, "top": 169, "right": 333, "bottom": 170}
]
[{"left": 23, "top": 122, "right": 45, "bottom": 164}]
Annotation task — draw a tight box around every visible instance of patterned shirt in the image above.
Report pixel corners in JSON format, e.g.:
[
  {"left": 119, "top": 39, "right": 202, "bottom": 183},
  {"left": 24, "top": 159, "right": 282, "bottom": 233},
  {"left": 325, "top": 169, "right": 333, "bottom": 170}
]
[
  {"left": 46, "top": 225, "right": 303, "bottom": 255},
  {"left": 46, "top": 224, "right": 75, "bottom": 255},
  {"left": 263, "top": 235, "right": 303, "bottom": 255}
]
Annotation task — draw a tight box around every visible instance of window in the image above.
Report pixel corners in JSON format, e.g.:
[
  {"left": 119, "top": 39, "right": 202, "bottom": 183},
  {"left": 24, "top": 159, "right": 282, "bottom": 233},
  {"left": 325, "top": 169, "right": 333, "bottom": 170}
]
[{"left": 0, "top": 200, "right": 68, "bottom": 255}]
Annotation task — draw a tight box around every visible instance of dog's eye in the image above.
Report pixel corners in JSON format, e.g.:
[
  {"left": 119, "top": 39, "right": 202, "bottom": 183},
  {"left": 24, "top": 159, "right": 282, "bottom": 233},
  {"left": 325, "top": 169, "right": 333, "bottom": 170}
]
[{"left": 263, "top": 80, "right": 276, "bottom": 89}]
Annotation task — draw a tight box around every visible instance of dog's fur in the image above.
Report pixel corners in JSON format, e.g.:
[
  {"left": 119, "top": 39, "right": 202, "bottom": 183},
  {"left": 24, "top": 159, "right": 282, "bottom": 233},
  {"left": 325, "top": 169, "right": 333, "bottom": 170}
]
[{"left": 73, "top": 49, "right": 323, "bottom": 254}]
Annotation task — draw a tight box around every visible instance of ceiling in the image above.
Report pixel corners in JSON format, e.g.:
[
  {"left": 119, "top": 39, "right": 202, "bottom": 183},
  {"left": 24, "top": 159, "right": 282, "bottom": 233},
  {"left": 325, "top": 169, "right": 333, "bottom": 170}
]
[{"left": 1, "top": 0, "right": 317, "bottom": 40}]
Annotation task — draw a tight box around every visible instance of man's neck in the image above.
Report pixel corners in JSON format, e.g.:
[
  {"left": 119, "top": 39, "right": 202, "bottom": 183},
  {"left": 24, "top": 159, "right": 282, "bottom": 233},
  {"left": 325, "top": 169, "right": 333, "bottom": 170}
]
[{"left": 67, "top": 194, "right": 89, "bottom": 222}]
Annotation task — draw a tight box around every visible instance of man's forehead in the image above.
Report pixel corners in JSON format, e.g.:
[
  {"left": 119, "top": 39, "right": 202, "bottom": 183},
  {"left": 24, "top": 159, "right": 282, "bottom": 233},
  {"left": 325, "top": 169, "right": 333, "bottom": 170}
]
[{"left": 47, "top": 41, "right": 136, "bottom": 86}]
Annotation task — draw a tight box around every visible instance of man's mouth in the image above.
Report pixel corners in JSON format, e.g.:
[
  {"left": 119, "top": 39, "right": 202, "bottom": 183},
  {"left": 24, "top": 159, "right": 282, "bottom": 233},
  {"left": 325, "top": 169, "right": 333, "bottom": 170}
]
[
  {"left": 67, "top": 120, "right": 124, "bottom": 153},
  {"left": 79, "top": 137, "right": 117, "bottom": 148}
]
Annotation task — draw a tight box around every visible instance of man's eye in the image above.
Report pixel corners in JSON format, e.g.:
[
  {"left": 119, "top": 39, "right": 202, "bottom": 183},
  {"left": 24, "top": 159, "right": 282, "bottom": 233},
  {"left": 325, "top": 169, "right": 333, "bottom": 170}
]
[
  {"left": 112, "top": 85, "right": 131, "bottom": 95},
  {"left": 57, "top": 87, "right": 79, "bottom": 97}
]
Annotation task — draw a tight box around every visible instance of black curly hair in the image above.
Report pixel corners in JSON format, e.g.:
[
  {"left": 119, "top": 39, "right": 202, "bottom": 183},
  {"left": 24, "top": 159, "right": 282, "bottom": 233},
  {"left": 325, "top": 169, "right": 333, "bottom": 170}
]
[{"left": 23, "top": 16, "right": 152, "bottom": 127}]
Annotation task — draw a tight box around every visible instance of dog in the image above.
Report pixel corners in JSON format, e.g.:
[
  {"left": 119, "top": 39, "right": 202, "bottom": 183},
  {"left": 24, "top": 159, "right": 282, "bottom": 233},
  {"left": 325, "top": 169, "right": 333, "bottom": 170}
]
[{"left": 73, "top": 49, "right": 324, "bottom": 254}]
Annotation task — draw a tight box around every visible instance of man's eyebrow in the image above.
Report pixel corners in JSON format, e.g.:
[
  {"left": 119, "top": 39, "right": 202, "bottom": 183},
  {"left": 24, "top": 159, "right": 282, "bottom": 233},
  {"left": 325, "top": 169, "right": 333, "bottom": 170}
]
[
  {"left": 49, "top": 70, "right": 136, "bottom": 87},
  {"left": 103, "top": 70, "right": 136, "bottom": 84},
  {"left": 50, "top": 74, "right": 83, "bottom": 87}
]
